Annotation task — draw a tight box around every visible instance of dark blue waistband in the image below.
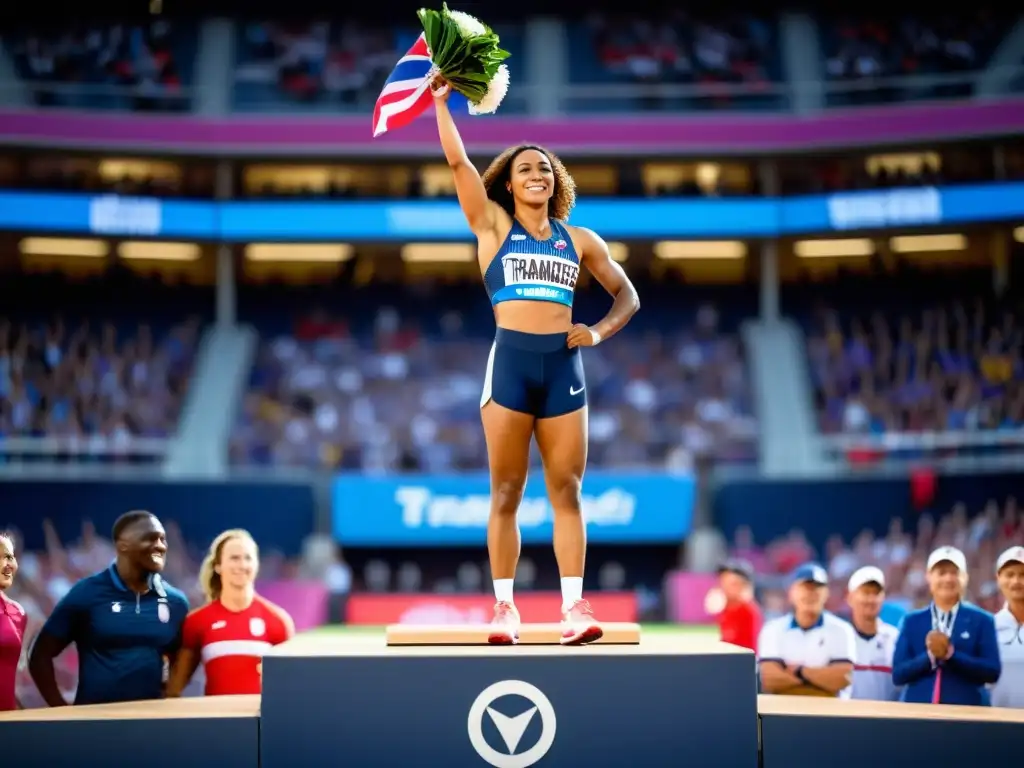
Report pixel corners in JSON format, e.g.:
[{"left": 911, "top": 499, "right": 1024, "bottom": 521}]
[{"left": 495, "top": 327, "right": 570, "bottom": 353}]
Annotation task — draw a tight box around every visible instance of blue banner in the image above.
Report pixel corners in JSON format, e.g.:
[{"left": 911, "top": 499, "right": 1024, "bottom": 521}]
[
  {"left": 1, "top": 182, "right": 1022, "bottom": 240},
  {"left": 331, "top": 471, "right": 695, "bottom": 546}
]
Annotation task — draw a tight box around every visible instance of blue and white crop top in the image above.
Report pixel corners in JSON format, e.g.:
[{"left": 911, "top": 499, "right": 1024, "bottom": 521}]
[{"left": 483, "top": 219, "right": 581, "bottom": 308}]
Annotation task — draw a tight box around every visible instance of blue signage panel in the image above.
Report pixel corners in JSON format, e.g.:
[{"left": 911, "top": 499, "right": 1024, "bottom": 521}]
[
  {"left": 218, "top": 198, "right": 781, "bottom": 240},
  {"left": 331, "top": 471, "right": 695, "bottom": 546},
  {"left": 1, "top": 183, "right": 1022, "bottom": 239},
  {"left": 0, "top": 191, "right": 219, "bottom": 238}
]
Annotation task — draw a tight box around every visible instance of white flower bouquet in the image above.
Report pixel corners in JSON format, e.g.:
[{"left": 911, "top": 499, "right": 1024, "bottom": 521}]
[{"left": 417, "top": 3, "right": 511, "bottom": 115}]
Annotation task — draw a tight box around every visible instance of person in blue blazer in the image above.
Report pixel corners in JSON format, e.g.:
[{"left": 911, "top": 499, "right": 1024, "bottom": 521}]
[{"left": 893, "top": 546, "right": 1001, "bottom": 705}]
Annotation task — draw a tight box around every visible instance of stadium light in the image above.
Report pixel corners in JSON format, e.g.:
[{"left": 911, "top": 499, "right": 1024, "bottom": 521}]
[
  {"left": 118, "top": 242, "right": 201, "bottom": 261},
  {"left": 794, "top": 239, "right": 874, "bottom": 258},
  {"left": 245, "top": 244, "right": 354, "bottom": 262},
  {"left": 401, "top": 244, "right": 475, "bottom": 263},
  {"left": 889, "top": 234, "right": 967, "bottom": 253},
  {"left": 654, "top": 241, "right": 746, "bottom": 260},
  {"left": 19, "top": 237, "right": 108, "bottom": 258}
]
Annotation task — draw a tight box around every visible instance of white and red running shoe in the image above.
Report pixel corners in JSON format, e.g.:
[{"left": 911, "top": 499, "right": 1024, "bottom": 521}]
[
  {"left": 488, "top": 600, "right": 520, "bottom": 645},
  {"left": 560, "top": 599, "right": 604, "bottom": 645}
]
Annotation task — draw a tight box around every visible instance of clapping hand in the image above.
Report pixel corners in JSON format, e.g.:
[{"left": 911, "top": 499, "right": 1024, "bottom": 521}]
[{"left": 926, "top": 630, "right": 950, "bottom": 659}]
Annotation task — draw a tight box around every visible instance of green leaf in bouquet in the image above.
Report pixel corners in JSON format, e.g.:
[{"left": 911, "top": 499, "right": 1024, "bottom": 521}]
[{"left": 416, "top": 3, "right": 511, "bottom": 105}]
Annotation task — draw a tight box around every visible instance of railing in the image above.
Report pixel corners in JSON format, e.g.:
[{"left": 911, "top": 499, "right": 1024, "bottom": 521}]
[
  {"left": 5, "top": 80, "right": 195, "bottom": 110},
  {"left": 821, "top": 428, "right": 1024, "bottom": 453},
  {"left": 0, "top": 436, "right": 170, "bottom": 461},
  {"left": 7, "top": 65, "right": 1024, "bottom": 116}
]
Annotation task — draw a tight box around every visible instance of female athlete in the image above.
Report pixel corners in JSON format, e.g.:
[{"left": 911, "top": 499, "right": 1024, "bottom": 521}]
[
  {"left": 431, "top": 78, "right": 640, "bottom": 645},
  {"left": 167, "top": 530, "right": 294, "bottom": 696}
]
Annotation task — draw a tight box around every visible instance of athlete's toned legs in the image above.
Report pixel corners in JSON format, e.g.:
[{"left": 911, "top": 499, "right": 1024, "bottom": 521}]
[
  {"left": 535, "top": 406, "right": 602, "bottom": 644},
  {"left": 481, "top": 400, "right": 534, "bottom": 643}
]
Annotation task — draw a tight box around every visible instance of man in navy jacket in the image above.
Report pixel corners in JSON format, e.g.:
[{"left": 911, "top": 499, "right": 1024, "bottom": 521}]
[{"left": 892, "top": 546, "right": 1001, "bottom": 705}]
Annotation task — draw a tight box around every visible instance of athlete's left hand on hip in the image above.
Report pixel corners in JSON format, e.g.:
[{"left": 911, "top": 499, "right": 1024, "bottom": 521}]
[{"left": 567, "top": 324, "right": 601, "bottom": 348}]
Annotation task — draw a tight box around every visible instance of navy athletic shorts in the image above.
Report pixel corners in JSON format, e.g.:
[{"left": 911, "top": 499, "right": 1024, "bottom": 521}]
[{"left": 480, "top": 328, "right": 587, "bottom": 418}]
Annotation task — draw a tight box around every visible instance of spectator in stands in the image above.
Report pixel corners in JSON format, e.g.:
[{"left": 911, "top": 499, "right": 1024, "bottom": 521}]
[{"left": 892, "top": 546, "right": 1001, "bottom": 705}]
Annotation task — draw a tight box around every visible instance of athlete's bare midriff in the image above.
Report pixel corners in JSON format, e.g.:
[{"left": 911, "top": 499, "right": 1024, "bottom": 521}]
[{"left": 478, "top": 210, "right": 579, "bottom": 336}]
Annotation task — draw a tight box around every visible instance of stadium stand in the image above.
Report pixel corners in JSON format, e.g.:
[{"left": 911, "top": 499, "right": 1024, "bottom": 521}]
[
  {"left": 3, "top": 20, "right": 196, "bottom": 111},
  {"left": 800, "top": 274, "right": 1024, "bottom": 440},
  {"left": 0, "top": 271, "right": 207, "bottom": 464},
  {"left": 569, "top": 11, "right": 784, "bottom": 111},
  {"left": 230, "top": 279, "right": 758, "bottom": 471},
  {"left": 820, "top": 10, "right": 1012, "bottom": 105},
  {"left": 231, "top": 19, "right": 526, "bottom": 113}
]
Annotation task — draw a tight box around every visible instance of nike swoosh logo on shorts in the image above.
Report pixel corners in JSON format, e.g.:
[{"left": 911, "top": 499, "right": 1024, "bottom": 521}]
[{"left": 570, "top": 385, "right": 585, "bottom": 395}]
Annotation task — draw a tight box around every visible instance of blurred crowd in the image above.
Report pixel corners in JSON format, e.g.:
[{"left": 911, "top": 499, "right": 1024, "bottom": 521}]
[
  {"left": 582, "top": 11, "right": 779, "bottom": 90},
  {"left": 3, "top": 12, "right": 1019, "bottom": 114},
  {"left": 230, "top": 291, "right": 757, "bottom": 471},
  {"left": 233, "top": 20, "right": 404, "bottom": 109},
  {"left": 734, "top": 496, "right": 1024, "bottom": 620},
  {"left": 822, "top": 11, "right": 1008, "bottom": 104},
  {"left": 806, "top": 297, "right": 1024, "bottom": 436},
  {"left": 4, "top": 21, "right": 188, "bottom": 110},
  {"left": 0, "top": 308, "right": 201, "bottom": 463}
]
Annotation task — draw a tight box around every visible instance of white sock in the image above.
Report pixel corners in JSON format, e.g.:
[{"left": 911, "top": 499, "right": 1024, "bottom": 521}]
[
  {"left": 493, "top": 579, "right": 514, "bottom": 604},
  {"left": 561, "top": 577, "right": 583, "bottom": 612}
]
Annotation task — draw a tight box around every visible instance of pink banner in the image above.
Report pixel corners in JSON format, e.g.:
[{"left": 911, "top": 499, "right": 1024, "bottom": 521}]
[
  {"left": 665, "top": 571, "right": 719, "bottom": 623},
  {"left": 0, "top": 99, "right": 1021, "bottom": 156},
  {"left": 256, "top": 579, "right": 328, "bottom": 632}
]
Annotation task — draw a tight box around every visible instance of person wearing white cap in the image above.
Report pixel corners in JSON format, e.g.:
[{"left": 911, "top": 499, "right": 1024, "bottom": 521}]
[
  {"left": 892, "top": 546, "right": 1001, "bottom": 705},
  {"left": 990, "top": 546, "right": 1024, "bottom": 708},
  {"left": 845, "top": 566, "right": 900, "bottom": 701}
]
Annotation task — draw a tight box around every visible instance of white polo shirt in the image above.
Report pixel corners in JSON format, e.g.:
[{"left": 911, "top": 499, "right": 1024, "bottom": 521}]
[
  {"left": 991, "top": 606, "right": 1024, "bottom": 708},
  {"left": 758, "top": 611, "right": 858, "bottom": 699},
  {"left": 850, "top": 621, "right": 900, "bottom": 701}
]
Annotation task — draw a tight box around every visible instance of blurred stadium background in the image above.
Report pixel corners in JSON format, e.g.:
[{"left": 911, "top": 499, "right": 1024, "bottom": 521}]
[{"left": 1, "top": 0, "right": 1023, "bottom": 704}]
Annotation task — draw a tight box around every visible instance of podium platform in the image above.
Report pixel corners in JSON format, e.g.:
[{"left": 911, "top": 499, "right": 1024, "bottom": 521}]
[
  {"left": 260, "top": 631, "right": 758, "bottom": 768},
  {"left": 0, "top": 695, "right": 260, "bottom": 768},
  {"left": 759, "top": 695, "right": 1024, "bottom": 768}
]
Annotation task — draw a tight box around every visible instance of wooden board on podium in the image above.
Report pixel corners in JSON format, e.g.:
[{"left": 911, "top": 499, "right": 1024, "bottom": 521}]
[{"left": 385, "top": 621, "right": 642, "bottom": 645}]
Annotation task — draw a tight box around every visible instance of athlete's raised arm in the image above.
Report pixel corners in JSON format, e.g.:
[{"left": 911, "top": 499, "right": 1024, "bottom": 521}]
[{"left": 432, "top": 78, "right": 496, "bottom": 235}]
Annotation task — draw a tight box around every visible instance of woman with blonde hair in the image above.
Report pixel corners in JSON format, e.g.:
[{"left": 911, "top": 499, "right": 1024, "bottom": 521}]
[{"left": 167, "top": 529, "right": 294, "bottom": 697}]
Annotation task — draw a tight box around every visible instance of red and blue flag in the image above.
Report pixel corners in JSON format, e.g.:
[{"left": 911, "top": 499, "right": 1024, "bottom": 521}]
[{"left": 372, "top": 33, "right": 469, "bottom": 138}]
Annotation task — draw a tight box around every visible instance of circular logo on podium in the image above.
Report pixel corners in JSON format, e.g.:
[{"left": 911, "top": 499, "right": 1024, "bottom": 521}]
[{"left": 467, "top": 680, "right": 556, "bottom": 768}]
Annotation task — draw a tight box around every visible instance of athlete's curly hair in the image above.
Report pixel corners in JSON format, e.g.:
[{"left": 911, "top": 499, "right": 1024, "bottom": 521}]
[{"left": 480, "top": 144, "right": 577, "bottom": 222}]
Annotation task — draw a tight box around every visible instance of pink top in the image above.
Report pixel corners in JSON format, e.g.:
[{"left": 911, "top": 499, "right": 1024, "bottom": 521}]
[{"left": 0, "top": 591, "right": 26, "bottom": 711}]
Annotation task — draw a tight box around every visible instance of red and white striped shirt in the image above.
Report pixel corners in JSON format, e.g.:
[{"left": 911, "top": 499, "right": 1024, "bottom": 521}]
[
  {"left": 850, "top": 621, "right": 900, "bottom": 701},
  {"left": 181, "top": 595, "right": 294, "bottom": 696}
]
